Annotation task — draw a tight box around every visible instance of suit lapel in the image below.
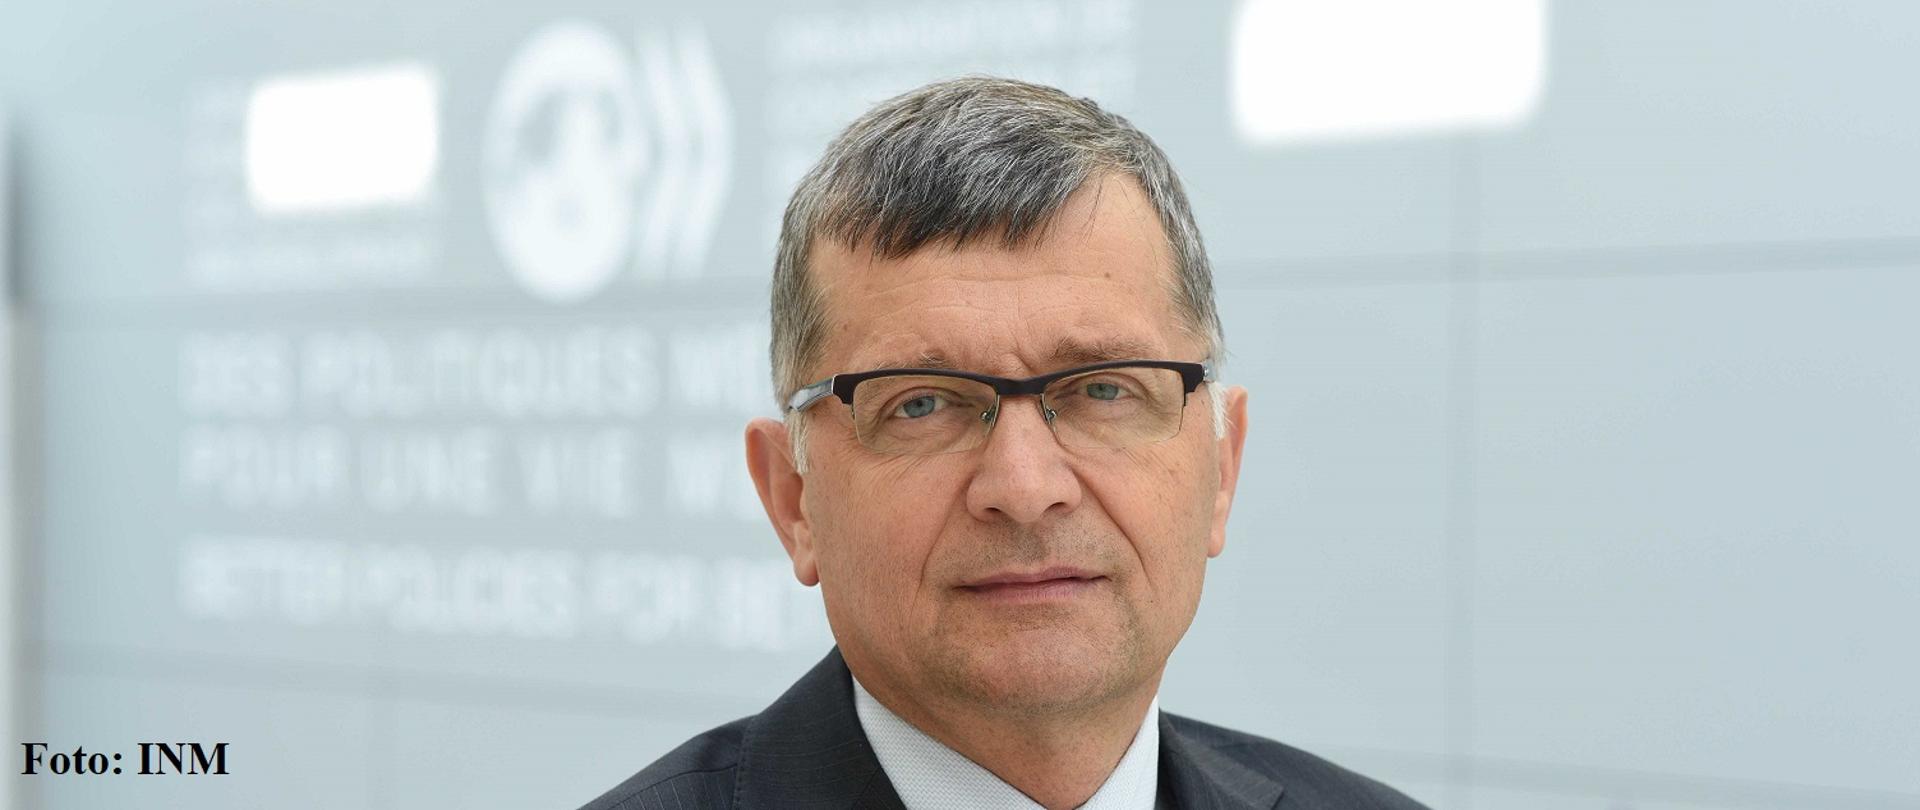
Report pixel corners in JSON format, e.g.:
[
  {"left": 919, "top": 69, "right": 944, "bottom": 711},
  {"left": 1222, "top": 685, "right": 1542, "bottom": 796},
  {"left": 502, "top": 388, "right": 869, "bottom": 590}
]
[
  {"left": 1157, "top": 712, "right": 1286, "bottom": 810},
  {"left": 733, "top": 646, "right": 908, "bottom": 810},
  {"left": 735, "top": 646, "right": 1281, "bottom": 810}
]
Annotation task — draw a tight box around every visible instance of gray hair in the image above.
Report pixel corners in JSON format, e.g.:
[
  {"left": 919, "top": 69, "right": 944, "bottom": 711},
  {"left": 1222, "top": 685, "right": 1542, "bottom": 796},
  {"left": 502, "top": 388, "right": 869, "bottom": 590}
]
[{"left": 771, "top": 76, "right": 1227, "bottom": 471}]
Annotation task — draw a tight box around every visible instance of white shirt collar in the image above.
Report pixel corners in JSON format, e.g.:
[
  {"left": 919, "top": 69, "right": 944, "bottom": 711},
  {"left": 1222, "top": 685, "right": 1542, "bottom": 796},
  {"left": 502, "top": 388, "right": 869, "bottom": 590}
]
[{"left": 850, "top": 672, "right": 1161, "bottom": 810}]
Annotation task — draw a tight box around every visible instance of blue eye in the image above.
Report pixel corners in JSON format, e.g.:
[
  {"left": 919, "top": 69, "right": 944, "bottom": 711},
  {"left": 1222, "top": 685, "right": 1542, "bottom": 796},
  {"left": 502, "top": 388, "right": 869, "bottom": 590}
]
[
  {"left": 897, "top": 395, "right": 942, "bottom": 418},
  {"left": 1085, "top": 382, "right": 1122, "bottom": 401}
]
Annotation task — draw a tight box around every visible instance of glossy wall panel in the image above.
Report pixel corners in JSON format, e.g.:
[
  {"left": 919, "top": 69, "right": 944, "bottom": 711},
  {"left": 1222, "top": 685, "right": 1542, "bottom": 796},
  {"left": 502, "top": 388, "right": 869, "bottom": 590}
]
[
  {"left": 3, "top": 1, "right": 1917, "bottom": 808},
  {"left": 1469, "top": 266, "right": 1920, "bottom": 797}
]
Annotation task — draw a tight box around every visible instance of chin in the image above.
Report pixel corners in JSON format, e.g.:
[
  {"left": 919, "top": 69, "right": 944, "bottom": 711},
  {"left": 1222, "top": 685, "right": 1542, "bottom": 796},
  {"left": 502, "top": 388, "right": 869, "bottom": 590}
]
[{"left": 933, "top": 624, "right": 1145, "bottom": 713}]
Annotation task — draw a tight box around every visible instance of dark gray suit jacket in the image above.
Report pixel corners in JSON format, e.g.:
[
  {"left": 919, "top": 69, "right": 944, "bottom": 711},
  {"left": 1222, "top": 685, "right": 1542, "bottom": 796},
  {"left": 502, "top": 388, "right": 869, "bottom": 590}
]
[{"left": 579, "top": 647, "right": 1429, "bottom": 809}]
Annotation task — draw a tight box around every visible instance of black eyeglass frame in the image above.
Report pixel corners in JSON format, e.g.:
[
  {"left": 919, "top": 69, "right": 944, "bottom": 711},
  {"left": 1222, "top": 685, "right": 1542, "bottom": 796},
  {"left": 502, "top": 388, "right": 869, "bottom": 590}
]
[{"left": 785, "top": 359, "right": 1214, "bottom": 416}]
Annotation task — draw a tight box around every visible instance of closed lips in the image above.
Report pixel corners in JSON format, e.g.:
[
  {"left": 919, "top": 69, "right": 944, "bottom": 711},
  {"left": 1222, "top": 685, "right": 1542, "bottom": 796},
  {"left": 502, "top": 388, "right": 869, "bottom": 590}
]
[{"left": 961, "top": 567, "right": 1103, "bottom": 588}]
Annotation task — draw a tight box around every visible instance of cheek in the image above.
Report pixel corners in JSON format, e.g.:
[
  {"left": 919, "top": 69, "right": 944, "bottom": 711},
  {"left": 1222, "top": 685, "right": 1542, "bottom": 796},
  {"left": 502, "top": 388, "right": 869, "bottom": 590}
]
[
  {"left": 809, "top": 458, "right": 967, "bottom": 598},
  {"left": 1086, "top": 445, "right": 1217, "bottom": 572}
]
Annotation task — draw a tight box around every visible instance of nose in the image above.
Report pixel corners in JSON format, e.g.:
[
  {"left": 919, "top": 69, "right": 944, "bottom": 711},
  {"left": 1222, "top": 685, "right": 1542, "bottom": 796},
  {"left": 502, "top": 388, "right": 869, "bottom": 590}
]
[{"left": 964, "top": 395, "right": 1082, "bottom": 525}]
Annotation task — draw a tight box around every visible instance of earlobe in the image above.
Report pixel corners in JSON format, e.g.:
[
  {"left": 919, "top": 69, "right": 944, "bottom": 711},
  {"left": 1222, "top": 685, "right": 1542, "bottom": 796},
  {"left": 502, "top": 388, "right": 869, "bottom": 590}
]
[
  {"left": 1206, "top": 385, "right": 1250, "bottom": 559},
  {"left": 745, "top": 417, "right": 820, "bottom": 585}
]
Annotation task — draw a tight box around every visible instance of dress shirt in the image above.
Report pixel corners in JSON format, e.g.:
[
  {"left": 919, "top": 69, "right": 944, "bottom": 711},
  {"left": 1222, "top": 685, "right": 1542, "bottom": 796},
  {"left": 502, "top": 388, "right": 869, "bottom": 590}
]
[{"left": 851, "top": 673, "right": 1161, "bottom": 810}]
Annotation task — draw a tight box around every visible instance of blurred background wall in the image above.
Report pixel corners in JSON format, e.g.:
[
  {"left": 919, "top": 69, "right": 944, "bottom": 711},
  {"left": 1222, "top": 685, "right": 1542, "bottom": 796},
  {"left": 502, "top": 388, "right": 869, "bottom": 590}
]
[{"left": 2, "top": 1, "right": 1917, "bottom": 808}]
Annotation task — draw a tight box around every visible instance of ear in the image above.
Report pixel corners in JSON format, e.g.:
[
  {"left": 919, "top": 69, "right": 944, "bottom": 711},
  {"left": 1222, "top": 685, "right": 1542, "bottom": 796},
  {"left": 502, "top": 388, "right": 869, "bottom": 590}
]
[
  {"left": 745, "top": 417, "right": 819, "bottom": 585},
  {"left": 1207, "top": 385, "right": 1250, "bottom": 559}
]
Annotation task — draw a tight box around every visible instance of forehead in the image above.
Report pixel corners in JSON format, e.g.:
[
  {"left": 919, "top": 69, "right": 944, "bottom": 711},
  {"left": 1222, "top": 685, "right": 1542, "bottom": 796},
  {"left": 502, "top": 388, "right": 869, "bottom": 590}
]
[{"left": 809, "top": 176, "right": 1193, "bottom": 374}]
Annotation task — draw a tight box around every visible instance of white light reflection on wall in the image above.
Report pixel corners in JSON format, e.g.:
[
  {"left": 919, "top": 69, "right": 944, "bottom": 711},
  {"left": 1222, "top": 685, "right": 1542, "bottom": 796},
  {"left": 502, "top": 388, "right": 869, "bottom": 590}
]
[
  {"left": 244, "top": 63, "right": 440, "bottom": 215},
  {"left": 1231, "top": 0, "right": 1547, "bottom": 145}
]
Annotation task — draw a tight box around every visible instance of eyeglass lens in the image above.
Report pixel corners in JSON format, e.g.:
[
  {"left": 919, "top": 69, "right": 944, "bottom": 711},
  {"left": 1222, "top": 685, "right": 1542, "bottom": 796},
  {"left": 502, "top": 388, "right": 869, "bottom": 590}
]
[{"left": 848, "top": 366, "right": 1188, "bottom": 455}]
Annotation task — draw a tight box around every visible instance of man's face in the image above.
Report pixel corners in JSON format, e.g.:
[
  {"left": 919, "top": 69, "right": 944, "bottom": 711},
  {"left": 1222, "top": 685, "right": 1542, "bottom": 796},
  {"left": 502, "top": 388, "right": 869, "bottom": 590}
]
[{"left": 746, "top": 175, "right": 1249, "bottom": 718}]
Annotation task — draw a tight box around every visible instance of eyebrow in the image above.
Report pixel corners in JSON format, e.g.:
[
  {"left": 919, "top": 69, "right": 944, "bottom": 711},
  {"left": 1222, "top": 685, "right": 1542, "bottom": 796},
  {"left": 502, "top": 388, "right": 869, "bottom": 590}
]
[
  {"left": 864, "top": 350, "right": 957, "bottom": 371},
  {"left": 861, "top": 337, "right": 1163, "bottom": 375},
  {"left": 1047, "top": 336, "right": 1162, "bottom": 367}
]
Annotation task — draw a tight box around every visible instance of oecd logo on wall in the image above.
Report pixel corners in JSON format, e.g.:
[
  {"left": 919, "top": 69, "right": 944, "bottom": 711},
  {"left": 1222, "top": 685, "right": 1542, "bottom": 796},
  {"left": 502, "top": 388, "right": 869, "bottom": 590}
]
[{"left": 483, "top": 19, "right": 732, "bottom": 303}]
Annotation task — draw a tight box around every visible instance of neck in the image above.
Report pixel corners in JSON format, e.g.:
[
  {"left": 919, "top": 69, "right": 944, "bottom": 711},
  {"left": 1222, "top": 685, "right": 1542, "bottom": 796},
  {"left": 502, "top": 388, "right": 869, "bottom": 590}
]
[{"left": 854, "top": 668, "right": 1162, "bottom": 810}]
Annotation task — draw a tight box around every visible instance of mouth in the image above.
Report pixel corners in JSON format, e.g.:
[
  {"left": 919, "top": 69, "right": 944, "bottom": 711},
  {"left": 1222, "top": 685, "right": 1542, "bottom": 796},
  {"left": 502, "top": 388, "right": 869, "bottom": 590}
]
[{"left": 958, "top": 567, "right": 1106, "bottom": 601}]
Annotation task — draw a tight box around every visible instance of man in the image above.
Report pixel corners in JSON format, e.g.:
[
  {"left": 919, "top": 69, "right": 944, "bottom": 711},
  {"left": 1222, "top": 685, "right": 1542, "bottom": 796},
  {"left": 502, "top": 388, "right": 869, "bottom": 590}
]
[{"left": 581, "top": 77, "right": 1429, "bottom": 810}]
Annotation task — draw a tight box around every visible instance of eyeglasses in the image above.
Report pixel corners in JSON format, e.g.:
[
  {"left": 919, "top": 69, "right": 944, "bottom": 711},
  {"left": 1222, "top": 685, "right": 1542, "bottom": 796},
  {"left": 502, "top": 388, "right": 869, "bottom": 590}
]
[{"left": 786, "top": 359, "right": 1213, "bottom": 456}]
